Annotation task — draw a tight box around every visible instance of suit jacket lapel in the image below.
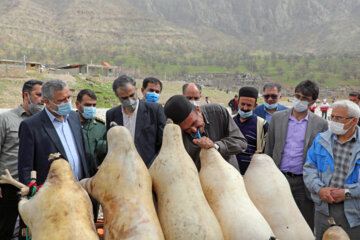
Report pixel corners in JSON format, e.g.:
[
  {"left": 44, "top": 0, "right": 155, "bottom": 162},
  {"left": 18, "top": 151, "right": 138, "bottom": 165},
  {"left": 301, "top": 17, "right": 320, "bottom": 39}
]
[
  {"left": 279, "top": 109, "right": 291, "bottom": 158},
  {"left": 67, "top": 114, "right": 83, "bottom": 159},
  {"left": 135, "top": 101, "right": 146, "bottom": 143},
  {"left": 41, "top": 110, "right": 67, "bottom": 159},
  {"left": 303, "top": 112, "right": 314, "bottom": 162},
  {"left": 117, "top": 106, "right": 124, "bottom": 126}
]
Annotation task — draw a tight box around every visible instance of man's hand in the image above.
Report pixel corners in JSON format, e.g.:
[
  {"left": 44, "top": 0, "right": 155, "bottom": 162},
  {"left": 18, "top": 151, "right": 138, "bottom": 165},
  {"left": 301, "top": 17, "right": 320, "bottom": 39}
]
[
  {"left": 192, "top": 136, "right": 215, "bottom": 149},
  {"left": 330, "top": 188, "right": 345, "bottom": 203},
  {"left": 318, "top": 187, "right": 336, "bottom": 203}
]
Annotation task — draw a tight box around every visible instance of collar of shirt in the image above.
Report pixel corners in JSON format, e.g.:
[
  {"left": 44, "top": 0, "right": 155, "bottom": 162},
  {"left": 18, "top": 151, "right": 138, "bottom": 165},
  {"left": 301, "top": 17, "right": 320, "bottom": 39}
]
[
  {"left": 289, "top": 110, "right": 309, "bottom": 122},
  {"left": 332, "top": 128, "right": 357, "bottom": 144},
  {"left": 45, "top": 107, "right": 69, "bottom": 123}
]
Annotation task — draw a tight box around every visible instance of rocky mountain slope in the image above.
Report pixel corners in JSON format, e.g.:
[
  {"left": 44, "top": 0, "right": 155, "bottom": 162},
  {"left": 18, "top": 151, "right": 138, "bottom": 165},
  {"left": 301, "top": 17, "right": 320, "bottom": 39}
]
[{"left": 0, "top": 0, "right": 360, "bottom": 63}]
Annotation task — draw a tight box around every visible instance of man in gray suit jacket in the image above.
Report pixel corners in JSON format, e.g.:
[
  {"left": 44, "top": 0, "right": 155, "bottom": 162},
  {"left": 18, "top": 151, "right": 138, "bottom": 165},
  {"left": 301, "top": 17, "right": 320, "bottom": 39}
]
[{"left": 265, "top": 80, "right": 328, "bottom": 231}]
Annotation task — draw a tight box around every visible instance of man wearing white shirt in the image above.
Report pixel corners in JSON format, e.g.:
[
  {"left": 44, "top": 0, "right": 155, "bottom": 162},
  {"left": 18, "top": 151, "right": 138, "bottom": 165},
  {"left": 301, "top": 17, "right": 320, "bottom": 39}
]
[
  {"left": 18, "top": 79, "right": 90, "bottom": 185},
  {"left": 106, "top": 75, "right": 166, "bottom": 167}
]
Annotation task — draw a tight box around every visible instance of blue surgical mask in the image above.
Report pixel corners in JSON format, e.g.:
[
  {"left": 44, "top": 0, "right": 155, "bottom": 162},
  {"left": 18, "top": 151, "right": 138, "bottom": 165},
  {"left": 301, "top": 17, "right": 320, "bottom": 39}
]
[
  {"left": 238, "top": 109, "right": 253, "bottom": 118},
  {"left": 190, "top": 129, "right": 202, "bottom": 139},
  {"left": 82, "top": 107, "right": 96, "bottom": 119},
  {"left": 145, "top": 92, "right": 160, "bottom": 103},
  {"left": 51, "top": 100, "right": 72, "bottom": 116},
  {"left": 264, "top": 102, "right": 278, "bottom": 110}
]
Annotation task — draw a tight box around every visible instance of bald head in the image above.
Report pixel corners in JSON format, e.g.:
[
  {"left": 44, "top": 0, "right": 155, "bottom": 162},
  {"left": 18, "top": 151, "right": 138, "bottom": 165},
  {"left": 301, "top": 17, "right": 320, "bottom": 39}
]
[{"left": 183, "top": 82, "right": 201, "bottom": 102}]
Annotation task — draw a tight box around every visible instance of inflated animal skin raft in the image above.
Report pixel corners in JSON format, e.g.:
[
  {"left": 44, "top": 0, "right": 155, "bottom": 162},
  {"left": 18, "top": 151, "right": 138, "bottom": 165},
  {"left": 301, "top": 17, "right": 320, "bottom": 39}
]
[
  {"left": 150, "top": 123, "right": 224, "bottom": 240},
  {"left": 18, "top": 154, "right": 99, "bottom": 240},
  {"left": 244, "top": 154, "right": 314, "bottom": 240},
  {"left": 80, "top": 126, "right": 164, "bottom": 240},
  {"left": 199, "top": 148, "right": 275, "bottom": 240}
]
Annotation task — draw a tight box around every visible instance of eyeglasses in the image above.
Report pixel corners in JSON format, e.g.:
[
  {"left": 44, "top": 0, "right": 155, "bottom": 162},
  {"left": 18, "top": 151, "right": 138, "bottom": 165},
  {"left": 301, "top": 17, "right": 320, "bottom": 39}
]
[
  {"left": 330, "top": 115, "right": 353, "bottom": 122},
  {"left": 186, "top": 96, "right": 200, "bottom": 101},
  {"left": 263, "top": 94, "right": 278, "bottom": 100},
  {"left": 294, "top": 94, "right": 313, "bottom": 102}
]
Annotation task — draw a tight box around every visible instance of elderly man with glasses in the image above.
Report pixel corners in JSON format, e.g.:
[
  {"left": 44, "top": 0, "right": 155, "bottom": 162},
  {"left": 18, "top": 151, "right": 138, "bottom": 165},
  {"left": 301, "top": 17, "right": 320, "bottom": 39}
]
[
  {"left": 304, "top": 100, "right": 360, "bottom": 239},
  {"left": 265, "top": 80, "right": 328, "bottom": 232},
  {"left": 254, "top": 82, "right": 288, "bottom": 123}
]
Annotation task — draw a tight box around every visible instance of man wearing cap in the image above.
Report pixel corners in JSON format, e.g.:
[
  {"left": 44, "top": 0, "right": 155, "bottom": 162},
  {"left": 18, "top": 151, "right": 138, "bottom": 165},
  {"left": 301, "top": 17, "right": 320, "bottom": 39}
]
[
  {"left": 233, "top": 87, "right": 268, "bottom": 175},
  {"left": 164, "top": 95, "right": 247, "bottom": 170},
  {"left": 254, "top": 82, "right": 288, "bottom": 123}
]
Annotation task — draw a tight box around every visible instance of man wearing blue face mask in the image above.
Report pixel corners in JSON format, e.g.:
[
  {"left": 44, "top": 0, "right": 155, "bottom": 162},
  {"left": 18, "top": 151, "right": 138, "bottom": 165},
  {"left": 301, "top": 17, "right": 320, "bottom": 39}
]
[
  {"left": 265, "top": 80, "right": 328, "bottom": 231},
  {"left": 75, "top": 89, "right": 107, "bottom": 177},
  {"left": 75, "top": 89, "right": 106, "bottom": 222},
  {"left": 141, "top": 77, "right": 162, "bottom": 103},
  {"left": 18, "top": 79, "right": 90, "bottom": 186},
  {"left": 233, "top": 87, "right": 268, "bottom": 175},
  {"left": 254, "top": 82, "right": 288, "bottom": 124}
]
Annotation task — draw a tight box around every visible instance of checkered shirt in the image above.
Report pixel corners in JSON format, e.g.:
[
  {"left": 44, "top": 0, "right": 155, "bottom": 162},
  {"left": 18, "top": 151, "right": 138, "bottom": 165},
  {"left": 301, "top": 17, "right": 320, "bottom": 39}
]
[{"left": 329, "top": 130, "right": 357, "bottom": 188}]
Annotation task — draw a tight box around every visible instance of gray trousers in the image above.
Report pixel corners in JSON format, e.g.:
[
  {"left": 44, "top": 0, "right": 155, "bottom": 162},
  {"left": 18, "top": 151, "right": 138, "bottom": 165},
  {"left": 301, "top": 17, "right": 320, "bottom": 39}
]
[
  {"left": 315, "top": 202, "right": 360, "bottom": 240},
  {"left": 284, "top": 174, "right": 315, "bottom": 231}
]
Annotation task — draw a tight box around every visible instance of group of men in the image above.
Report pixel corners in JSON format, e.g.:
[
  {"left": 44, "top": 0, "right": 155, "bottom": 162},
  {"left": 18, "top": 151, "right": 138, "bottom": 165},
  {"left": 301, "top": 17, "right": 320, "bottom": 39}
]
[{"left": 0, "top": 75, "right": 360, "bottom": 240}]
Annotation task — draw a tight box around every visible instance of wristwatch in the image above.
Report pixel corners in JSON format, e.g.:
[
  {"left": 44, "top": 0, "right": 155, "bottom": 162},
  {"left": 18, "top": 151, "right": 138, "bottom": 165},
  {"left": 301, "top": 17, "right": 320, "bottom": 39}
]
[
  {"left": 214, "top": 143, "right": 220, "bottom": 151},
  {"left": 345, "top": 189, "right": 352, "bottom": 200}
]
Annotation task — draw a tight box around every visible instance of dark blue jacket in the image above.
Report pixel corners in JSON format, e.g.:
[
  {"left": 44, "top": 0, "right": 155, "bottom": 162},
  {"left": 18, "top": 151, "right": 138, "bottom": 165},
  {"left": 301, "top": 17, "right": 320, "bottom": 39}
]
[
  {"left": 106, "top": 100, "right": 166, "bottom": 168},
  {"left": 18, "top": 109, "right": 90, "bottom": 185},
  {"left": 254, "top": 103, "right": 288, "bottom": 120}
]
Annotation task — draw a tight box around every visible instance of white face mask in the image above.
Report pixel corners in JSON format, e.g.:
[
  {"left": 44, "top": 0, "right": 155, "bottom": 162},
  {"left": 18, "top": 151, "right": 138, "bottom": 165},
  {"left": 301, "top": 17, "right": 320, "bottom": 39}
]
[
  {"left": 293, "top": 98, "right": 309, "bottom": 112},
  {"left": 330, "top": 120, "right": 352, "bottom": 135},
  {"left": 190, "top": 100, "right": 200, "bottom": 107}
]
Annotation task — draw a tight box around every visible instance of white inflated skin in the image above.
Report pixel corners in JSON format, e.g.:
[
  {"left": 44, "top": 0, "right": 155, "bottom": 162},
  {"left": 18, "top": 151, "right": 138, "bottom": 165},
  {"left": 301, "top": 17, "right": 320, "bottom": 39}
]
[
  {"left": 18, "top": 159, "right": 99, "bottom": 240},
  {"left": 322, "top": 226, "right": 350, "bottom": 240},
  {"left": 80, "top": 126, "right": 164, "bottom": 240},
  {"left": 149, "top": 123, "right": 224, "bottom": 240},
  {"left": 199, "top": 148, "right": 275, "bottom": 240},
  {"left": 244, "top": 154, "right": 314, "bottom": 240}
]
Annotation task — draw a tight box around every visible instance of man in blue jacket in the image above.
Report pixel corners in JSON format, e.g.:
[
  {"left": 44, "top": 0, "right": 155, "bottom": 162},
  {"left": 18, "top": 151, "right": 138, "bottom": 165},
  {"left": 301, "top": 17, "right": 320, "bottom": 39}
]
[
  {"left": 254, "top": 82, "right": 287, "bottom": 123},
  {"left": 304, "top": 100, "right": 360, "bottom": 239}
]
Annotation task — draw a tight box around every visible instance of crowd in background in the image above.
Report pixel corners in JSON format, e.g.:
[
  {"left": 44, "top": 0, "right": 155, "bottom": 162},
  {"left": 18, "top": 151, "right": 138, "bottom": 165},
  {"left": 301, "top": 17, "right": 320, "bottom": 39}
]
[{"left": 1, "top": 76, "right": 360, "bottom": 239}]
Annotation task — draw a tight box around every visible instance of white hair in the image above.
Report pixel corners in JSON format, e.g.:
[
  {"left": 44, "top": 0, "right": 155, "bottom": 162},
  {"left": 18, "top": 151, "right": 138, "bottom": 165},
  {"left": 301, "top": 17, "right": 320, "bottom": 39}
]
[{"left": 332, "top": 100, "right": 360, "bottom": 118}]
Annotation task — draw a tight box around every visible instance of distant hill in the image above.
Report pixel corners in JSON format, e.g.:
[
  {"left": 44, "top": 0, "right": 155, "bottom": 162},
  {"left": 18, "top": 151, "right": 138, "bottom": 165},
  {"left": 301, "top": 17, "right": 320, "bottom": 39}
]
[
  {"left": 128, "top": 0, "right": 360, "bottom": 54},
  {"left": 1, "top": 0, "right": 360, "bottom": 63}
]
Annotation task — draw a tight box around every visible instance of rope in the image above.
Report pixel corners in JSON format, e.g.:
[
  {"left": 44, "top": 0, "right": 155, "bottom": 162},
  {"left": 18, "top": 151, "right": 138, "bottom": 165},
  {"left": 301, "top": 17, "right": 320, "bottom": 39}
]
[{"left": 25, "top": 182, "right": 42, "bottom": 240}]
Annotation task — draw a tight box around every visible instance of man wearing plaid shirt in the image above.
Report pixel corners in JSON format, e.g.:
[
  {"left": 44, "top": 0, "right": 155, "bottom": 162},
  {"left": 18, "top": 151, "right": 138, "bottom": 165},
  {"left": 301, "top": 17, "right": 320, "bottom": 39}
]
[{"left": 304, "top": 100, "right": 360, "bottom": 239}]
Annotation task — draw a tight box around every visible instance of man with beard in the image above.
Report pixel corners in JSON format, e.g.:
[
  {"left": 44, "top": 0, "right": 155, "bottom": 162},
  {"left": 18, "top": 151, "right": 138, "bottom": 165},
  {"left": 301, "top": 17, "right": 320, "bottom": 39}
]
[{"left": 0, "top": 80, "right": 43, "bottom": 240}]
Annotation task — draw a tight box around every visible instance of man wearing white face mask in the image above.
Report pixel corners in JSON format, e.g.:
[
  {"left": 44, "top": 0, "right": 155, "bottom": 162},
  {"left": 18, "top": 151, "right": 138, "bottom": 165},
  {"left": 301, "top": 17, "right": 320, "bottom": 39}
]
[
  {"left": 106, "top": 75, "right": 166, "bottom": 168},
  {"left": 265, "top": 80, "right": 328, "bottom": 231},
  {"left": 304, "top": 100, "right": 360, "bottom": 239},
  {"left": 183, "top": 82, "right": 202, "bottom": 107}
]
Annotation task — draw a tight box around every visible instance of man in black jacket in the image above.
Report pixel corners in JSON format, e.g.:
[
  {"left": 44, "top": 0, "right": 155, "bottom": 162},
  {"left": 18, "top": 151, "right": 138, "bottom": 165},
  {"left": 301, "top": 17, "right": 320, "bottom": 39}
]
[{"left": 106, "top": 75, "right": 166, "bottom": 168}]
